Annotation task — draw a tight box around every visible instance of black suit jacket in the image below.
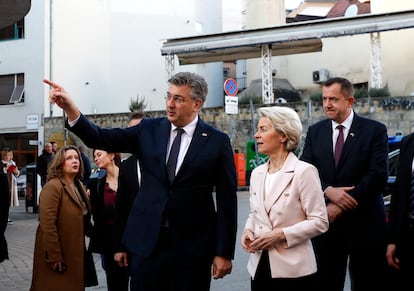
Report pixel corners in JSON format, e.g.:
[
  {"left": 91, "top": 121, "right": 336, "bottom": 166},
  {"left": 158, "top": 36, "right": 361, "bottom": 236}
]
[
  {"left": 388, "top": 133, "right": 414, "bottom": 245},
  {"left": 69, "top": 114, "right": 238, "bottom": 260},
  {"left": 0, "top": 171, "right": 9, "bottom": 262},
  {"left": 301, "top": 113, "right": 388, "bottom": 244},
  {"left": 88, "top": 170, "right": 117, "bottom": 254},
  {"left": 114, "top": 154, "right": 140, "bottom": 253}
]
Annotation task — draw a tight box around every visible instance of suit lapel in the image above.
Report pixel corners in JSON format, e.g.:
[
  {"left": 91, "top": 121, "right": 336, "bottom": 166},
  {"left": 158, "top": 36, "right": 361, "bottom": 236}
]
[
  {"left": 157, "top": 119, "right": 172, "bottom": 179},
  {"left": 253, "top": 165, "right": 271, "bottom": 225},
  {"left": 175, "top": 119, "right": 210, "bottom": 178},
  {"left": 320, "top": 120, "right": 336, "bottom": 170},
  {"left": 336, "top": 115, "right": 360, "bottom": 168},
  {"left": 62, "top": 178, "right": 84, "bottom": 210},
  {"left": 263, "top": 153, "right": 296, "bottom": 212}
]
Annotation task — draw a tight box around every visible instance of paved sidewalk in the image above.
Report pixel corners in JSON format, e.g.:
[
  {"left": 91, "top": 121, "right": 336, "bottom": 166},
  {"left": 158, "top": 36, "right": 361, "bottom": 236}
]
[
  {"left": 0, "top": 200, "right": 108, "bottom": 291},
  {"left": 0, "top": 194, "right": 252, "bottom": 291},
  {"left": 0, "top": 193, "right": 351, "bottom": 291}
]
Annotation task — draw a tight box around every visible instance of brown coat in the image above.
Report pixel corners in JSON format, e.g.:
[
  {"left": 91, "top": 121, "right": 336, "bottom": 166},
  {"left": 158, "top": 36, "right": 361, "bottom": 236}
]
[{"left": 30, "top": 178, "right": 91, "bottom": 291}]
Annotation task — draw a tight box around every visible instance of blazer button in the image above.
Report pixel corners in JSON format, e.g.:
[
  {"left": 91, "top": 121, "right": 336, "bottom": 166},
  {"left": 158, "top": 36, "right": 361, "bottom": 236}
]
[{"left": 284, "top": 192, "right": 289, "bottom": 196}]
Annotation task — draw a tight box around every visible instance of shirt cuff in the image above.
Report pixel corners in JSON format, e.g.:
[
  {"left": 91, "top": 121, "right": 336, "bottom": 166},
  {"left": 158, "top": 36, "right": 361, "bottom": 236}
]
[{"left": 68, "top": 114, "right": 81, "bottom": 127}]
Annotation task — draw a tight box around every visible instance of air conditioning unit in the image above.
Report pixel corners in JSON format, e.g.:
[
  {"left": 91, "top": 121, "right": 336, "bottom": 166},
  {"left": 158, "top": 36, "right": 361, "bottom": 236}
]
[{"left": 312, "top": 69, "right": 329, "bottom": 83}]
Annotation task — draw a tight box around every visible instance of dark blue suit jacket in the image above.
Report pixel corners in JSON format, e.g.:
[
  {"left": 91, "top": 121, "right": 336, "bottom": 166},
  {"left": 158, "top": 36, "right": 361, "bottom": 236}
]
[
  {"left": 69, "top": 114, "right": 238, "bottom": 261},
  {"left": 300, "top": 113, "right": 388, "bottom": 244},
  {"left": 114, "top": 154, "right": 140, "bottom": 253},
  {"left": 388, "top": 133, "right": 414, "bottom": 245}
]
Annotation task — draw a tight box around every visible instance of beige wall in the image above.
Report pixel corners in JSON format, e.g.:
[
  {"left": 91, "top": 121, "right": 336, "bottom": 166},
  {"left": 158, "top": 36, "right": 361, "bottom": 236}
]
[
  {"left": 244, "top": 0, "right": 414, "bottom": 97},
  {"left": 45, "top": 96, "right": 414, "bottom": 159}
]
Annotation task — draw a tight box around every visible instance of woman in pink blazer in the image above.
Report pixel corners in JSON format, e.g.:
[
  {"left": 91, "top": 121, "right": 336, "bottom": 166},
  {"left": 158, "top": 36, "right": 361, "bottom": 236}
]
[{"left": 241, "top": 106, "right": 329, "bottom": 291}]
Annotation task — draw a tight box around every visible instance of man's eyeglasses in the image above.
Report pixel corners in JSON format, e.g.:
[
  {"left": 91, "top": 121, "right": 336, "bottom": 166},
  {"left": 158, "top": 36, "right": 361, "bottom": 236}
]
[{"left": 165, "top": 94, "right": 194, "bottom": 104}]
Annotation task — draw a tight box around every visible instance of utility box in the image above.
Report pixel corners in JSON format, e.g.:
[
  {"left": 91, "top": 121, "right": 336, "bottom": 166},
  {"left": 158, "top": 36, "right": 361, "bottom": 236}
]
[
  {"left": 312, "top": 69, "right": 329, "bottom": 83},
  {"left": 234, "top": 151, "right": 246, "bottom": 187},
  {"left": 25, "top": 164, "right": 38, "bottom": 213}
]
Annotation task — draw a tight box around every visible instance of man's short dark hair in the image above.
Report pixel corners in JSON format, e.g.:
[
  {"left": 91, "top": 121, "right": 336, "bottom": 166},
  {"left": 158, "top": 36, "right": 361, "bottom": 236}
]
[{"left": 322, "top": 77, "right": 354, "bottom": 98}]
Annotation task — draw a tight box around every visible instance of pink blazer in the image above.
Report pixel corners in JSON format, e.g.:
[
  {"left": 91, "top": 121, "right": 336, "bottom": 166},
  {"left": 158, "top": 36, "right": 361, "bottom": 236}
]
[{"left": 244, "top": 152, "right": 328, "bottom": 278}]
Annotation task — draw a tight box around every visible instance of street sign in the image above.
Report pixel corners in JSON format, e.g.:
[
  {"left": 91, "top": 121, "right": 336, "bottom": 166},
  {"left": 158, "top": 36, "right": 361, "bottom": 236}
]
[
  {"left": 224, "top": 78, "right": 238, "bottom": 96},
  {"left": 225, "top": 95, "right": 238, "bottom": 114}
]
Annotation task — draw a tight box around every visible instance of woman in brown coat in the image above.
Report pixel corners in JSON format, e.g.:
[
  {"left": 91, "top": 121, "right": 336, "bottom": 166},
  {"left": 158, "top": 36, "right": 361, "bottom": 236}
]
[{"left": 30, "top": 145, "right": 93, "bottom": 291}]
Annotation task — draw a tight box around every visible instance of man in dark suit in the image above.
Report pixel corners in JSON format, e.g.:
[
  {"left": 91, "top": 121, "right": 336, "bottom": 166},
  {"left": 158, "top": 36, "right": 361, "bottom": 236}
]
[
  {"left": 44, "top": 72, "right": 238, "bottom": 291},
  {"left": 386, "top": 132, "right": 414, "bottom": 290},
  {"left": 114, "top": 111, "right": 145, "bottom": 273},
  {"left": 300, "top": 77, "right": 389, "bottom": 291}
]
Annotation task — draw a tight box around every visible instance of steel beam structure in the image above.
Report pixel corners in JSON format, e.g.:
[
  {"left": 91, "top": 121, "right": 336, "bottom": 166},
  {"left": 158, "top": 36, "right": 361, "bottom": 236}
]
[
  {"left": 261, "top": 45, "right": 274, "bottom": 104},
  {"left": 370, "top": 32, "right": 382, "bottom": 89},
  {"left": 161, "top": 10, "right": 414, "bottom": 64}
]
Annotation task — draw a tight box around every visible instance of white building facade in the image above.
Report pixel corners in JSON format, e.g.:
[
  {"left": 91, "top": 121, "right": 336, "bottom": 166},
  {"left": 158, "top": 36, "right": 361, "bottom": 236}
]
[{"left": 0, "top": 0, "right": 224, "bottom": 165}]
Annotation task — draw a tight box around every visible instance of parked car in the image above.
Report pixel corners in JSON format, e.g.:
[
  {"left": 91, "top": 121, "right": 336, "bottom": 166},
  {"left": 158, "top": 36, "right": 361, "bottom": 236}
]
[{"left": 383, "top": 135, "right": 403, "bottom": 222}]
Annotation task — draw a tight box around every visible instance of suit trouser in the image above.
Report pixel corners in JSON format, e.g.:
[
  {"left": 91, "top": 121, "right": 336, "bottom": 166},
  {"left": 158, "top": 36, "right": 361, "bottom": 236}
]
[
  {"left": 251, "top": 250, "right": 318, "bottom": 291},
  {"left": 130, "top": 228, "right": 212, "bottom": 291},
  {"left": 313, "top": 228, "right": 388, "bottom": 291},
  {"left": 101, "top": 252, "right": 130, "bottom": 291},
  {"left": 388, "top": 221, "right": 414, "bottom": 291}
]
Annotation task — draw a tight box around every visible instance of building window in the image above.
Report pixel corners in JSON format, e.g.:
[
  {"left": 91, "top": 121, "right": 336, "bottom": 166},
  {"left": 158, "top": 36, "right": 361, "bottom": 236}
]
[
  {"left": 0, "top": 19, "right": 25, "bottom": 41},
  {"left": 0, "top": 73, "right": 25, "bottom": 105},
  {"left": 223, "top": 67, "right": 230, "bottom": 79}
]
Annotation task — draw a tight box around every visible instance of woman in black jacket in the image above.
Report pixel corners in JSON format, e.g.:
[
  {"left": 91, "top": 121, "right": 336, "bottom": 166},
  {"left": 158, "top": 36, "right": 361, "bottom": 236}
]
[{"left": 88, "top": 149, "right": 129, "bottom": 291}]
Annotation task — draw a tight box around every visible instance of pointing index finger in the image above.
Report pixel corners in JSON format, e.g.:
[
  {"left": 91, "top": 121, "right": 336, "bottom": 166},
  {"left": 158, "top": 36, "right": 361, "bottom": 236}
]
[{"left": 43, "top": 79, "right": 61, "bottom": 89}]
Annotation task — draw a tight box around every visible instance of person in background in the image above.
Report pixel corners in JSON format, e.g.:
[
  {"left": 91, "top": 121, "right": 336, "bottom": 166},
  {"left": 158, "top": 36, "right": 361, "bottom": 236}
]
[
  {"left": 0, "top": 161, "right": 10, "bottom": 263},
  {"left": 386, "top": 132, "right": 414, "bottom": 290},
  {"left": 114, "top": 111, "right": 145, "bottom": 277},
  {"left": 2, "top": 149, "right": 20, "bottom": 225},
  {"left": 241, "top": 106, "right": 328, "bottom": 291},
  {"left": 50, "top": 141, "right": 58, "bottom": 155},
  {"left": 37, "top": 142, "right": 54, "bottom": 187},
  {"left": 79, "top": 145, "right": 92, "bottom": 187},
  {"left": 44, "top": 71, "right": 238, "bottom": 291},
  {"left": 88, "top": 149, "right": 129, "bottom": 291},
  {"left": 30, "top": 145, "right": 93, "bottom": 291},
  {"left": 300, "top": 77, "right": 389, "bottom": 291}
]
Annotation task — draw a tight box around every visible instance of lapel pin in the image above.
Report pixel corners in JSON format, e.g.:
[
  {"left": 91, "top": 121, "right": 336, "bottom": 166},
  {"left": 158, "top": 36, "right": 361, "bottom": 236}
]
[
  {"left": 350, "top": 132, "right": 355, "bottom": 137},
  {"left": 202, "top": 133, "right": 208, "bottom": 137}
]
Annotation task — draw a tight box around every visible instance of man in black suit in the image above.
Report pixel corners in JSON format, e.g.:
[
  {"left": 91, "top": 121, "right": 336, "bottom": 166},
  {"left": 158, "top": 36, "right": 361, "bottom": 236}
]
[
  {"left": 44, "top": 72, "right": 238, "bottom": 291},
  {"left": 114, "top": 111, "right": 145, "bottom": 273},
  {"left": 386, "top": 132, "right": 414, "bottom": 290},
  {"left": 300, "top": 77, "right": 389, "bottom": 291}
]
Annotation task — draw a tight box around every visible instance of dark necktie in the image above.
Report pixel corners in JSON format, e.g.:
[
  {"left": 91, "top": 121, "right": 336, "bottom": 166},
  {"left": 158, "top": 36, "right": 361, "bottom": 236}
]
[
  {"left": 167, "top": 128, "right": 184, "bottom": 182},
  {"left": 334, "top": 125, "right": 344, "bottom": 167}
]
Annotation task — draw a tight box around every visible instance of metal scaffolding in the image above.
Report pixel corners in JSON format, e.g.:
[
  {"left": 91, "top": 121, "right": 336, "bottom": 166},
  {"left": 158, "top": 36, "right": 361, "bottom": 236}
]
[
  {"left": 261, "top": 45, "right": 274, "bottom": 104},
  {"left": 165, "top": 54, "right": 175, "bottom": 78},
  {"left": 370, "top": 32, "right": 382, "bottom": 89}
]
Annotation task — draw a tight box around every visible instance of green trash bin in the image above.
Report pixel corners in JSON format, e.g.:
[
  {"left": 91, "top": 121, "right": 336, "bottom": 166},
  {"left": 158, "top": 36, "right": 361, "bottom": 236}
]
[{"left": 246, "top": 140, "right": 268, "bottom": 185}]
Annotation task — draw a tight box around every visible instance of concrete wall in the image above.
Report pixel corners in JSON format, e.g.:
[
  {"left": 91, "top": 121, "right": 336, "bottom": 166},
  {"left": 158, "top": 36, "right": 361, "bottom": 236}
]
[{"left": 44, "top": 96, "right": 414, "bottom": 161}]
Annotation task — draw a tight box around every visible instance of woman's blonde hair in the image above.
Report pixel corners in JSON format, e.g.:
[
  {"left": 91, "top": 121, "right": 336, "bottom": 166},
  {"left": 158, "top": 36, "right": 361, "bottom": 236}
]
[{"left": 258, "top": 106, "right": 302, "bottom": 152}]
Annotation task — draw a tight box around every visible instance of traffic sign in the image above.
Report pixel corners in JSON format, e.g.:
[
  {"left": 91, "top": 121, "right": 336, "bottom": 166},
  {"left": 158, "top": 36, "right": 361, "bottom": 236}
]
[{"left": 224, "top": 78, "right": 238, "bottom": 96}]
